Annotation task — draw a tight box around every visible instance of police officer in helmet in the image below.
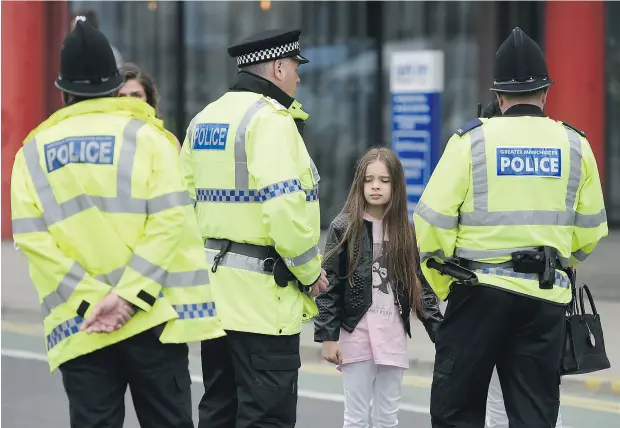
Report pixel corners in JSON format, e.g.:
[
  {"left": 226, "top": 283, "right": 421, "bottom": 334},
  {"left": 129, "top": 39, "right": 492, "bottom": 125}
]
[
  {"left": 482, "top": 24, "right": 552, "bottom": 117},
  {"left": 414, "top": 27, "right": 607, "bottom": 428},
  {"left": 11, "top": 18, "right": 223, "bottom": 427}
]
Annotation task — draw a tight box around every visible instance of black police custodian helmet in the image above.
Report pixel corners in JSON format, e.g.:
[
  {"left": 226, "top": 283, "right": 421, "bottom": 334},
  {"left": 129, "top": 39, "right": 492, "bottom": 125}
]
[
  {"left": 55, "top": 18, "right": 124, "bottom": 96},
  {"left": 491, "top": 27, "right": 554, "bottom": 93},
  {"left": 228, "top": 28, "right": 309, "bottom": 67}
]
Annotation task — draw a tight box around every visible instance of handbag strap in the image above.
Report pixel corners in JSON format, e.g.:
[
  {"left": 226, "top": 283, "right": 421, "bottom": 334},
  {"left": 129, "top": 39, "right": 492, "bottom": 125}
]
[
  {"left": 566, "top": 268, "right": 579, "bottom": 316},
  {"left": 578, "top": 283, "right": 599, "bottom": 316}
]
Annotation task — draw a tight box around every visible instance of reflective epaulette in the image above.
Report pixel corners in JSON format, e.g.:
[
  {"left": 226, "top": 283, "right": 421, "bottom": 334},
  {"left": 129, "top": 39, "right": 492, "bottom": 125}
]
[
  {"left": 560, "top": 121, "right": 587, "bottom": 138},
  {"left": 264, "top": 96, "right": 287, "bottom": 112},
  {"left": 455, "top": 118, "right": 484, "bottom": 137}
]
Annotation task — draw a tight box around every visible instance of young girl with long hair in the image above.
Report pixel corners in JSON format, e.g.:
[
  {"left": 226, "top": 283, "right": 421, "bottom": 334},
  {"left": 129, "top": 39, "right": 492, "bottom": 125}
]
[{"left": 314, "top": 147, "right": 442, "bottom": 428}]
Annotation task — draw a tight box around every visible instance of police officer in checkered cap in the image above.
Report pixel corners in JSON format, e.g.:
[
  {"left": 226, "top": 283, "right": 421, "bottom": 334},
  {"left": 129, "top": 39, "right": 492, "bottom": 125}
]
[
  {"left": 182, "top": 28, "right": 327, "bottom": 428},
  {"left": 229, "top": 28, "right": 309, "bottom": 68}
]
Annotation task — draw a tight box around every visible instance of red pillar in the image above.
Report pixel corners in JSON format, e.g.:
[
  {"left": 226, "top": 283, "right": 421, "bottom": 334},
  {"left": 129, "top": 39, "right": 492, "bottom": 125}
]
[
  {"left": 544, "top": 1, "right": 606, "bottom": 186},
  {"left": 45, "top": 2, "right": 70, "bottom": 114},
  {"left": 1, "top": 1, "right": 68, "bottom": 239},
  {"left": 1, "top": 1, "right": 47, "bottom": 239}
]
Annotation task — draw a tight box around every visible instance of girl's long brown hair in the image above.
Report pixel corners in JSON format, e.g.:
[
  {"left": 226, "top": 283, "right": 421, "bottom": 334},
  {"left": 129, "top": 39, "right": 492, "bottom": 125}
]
[{"left": 325, "top": 147, "right": 423, "bottom": 317}]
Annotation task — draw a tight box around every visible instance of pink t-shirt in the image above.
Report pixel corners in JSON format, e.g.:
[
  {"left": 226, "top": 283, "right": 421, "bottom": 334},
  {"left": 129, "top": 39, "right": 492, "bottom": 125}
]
[{"left": 339, "top": 213, "right": 409, "bottom": 369}]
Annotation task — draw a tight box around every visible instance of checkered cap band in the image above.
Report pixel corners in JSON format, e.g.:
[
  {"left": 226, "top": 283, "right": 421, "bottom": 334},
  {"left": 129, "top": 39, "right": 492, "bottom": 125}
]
[{"left": 236, "top": 41, "right": 300, "bottom": 66}]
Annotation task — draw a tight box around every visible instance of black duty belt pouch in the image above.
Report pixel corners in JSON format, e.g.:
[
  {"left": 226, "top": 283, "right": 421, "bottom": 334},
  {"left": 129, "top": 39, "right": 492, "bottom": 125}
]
[
  {"left": 273, "top": 258, "right": 312, "bottom": 293},
  {"left": 273, "top": 258, "right": 296, "bottom": 287},
  {"left": 510, "top": 248, "right": 546, "bottom": 274},
  {"left": 511, "top": 246, "right": 557, "bottom": 289},
  {"left": 427, "top": 258, "right": 479, "bottom": 286}
]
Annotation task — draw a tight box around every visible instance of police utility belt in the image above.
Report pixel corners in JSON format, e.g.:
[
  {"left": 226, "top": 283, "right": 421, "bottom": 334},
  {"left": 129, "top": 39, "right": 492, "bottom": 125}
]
[
  {"left": 205, "top": 238, "right": 311, "bottom": 293},
  {"left": 429, "top": 246, "right": 561, "bottom": 290}
]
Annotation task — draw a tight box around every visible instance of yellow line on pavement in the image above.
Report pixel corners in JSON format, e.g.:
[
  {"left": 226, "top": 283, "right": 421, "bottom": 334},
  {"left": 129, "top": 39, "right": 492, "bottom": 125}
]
[
  {"left": 2, "top": 321, "right": 44, "bottom": 337},
  {"left": 4, "top": 321, "right": 619, "bottom": 414},
  {"left": 560, "top": 395, "right": 620, "bottom": 414}
]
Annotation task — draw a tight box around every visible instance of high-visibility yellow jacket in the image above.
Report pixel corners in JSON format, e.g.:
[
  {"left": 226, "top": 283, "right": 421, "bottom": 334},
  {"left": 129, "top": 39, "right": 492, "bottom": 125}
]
[
  {"left": 414, "top": 115, "right": 608, "bottom": 304},
  {"left": 11, "top": 98, "right": 225, "bottom": 372},
  {"left": 180, "top": 90, "right": 321, "bottom": 336}
]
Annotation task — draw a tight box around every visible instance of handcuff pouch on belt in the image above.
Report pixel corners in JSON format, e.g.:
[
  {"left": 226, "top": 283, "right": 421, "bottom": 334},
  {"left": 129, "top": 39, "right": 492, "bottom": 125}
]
[
  {"left": 510, "top": 246, "right": 558, "bottom": 290},
  {"left": 271, "top": 258, "right": 295, "bottom": 287},
  {"left": 272, "top": 258, "right": 312, "bottom": 293},
  {"left": 427, "top": 258, "right": 479, "bottom": 287}
]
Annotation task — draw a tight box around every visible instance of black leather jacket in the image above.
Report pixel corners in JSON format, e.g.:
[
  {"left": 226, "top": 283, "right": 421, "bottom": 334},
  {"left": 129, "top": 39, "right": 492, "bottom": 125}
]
[{"left": 314, "top": 214, "right": 443, "bottom": 343}]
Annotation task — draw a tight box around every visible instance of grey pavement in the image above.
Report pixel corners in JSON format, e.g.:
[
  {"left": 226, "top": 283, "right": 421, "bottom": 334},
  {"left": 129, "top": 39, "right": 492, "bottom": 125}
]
[
  {"left": 3, "top": 323, "right": 620, "bottom": 428},
  {"left": 0, "top": 356, "right": 431, "bottom": 428}
]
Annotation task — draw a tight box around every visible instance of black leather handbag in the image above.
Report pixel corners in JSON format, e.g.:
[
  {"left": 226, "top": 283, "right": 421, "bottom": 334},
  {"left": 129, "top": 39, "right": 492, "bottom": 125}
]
[{"left": 560, "top": 275, "right": 611, "bottom": 376}]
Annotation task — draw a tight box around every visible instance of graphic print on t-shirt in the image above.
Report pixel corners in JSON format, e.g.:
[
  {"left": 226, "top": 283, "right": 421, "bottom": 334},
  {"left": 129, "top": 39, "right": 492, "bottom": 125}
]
[
  {"left": 372, "top": 259, "right": 389, "bottom": 295},
  {"left": 337, "top": 213, "right": 409, "bottom": 369},
  {"left": 369, "top": 245, "right": 396, "bottom": 317}
]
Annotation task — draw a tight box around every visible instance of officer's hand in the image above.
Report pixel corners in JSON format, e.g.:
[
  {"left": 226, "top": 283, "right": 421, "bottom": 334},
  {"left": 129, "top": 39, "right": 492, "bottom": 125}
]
[
  {"left": 311, "top": 269, "right": 328, "bottom": 296},
  {"left": 80, "top": 293, "right": 135, "bottom": 334},
  {"left": 322, "top": 341, "right": 342, "bottom": 365}
]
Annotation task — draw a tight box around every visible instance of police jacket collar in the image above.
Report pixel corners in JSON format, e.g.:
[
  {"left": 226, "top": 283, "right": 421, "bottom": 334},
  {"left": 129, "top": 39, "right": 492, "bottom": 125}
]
[
  {"left": 231, "top": 71, "right": 295, "bottom": 109},
  {"left": 22, "top": 98, "right": 176, "bottom": 149},
  {"left": 503, "top": 104, "right": 545, "bottom": 117}
]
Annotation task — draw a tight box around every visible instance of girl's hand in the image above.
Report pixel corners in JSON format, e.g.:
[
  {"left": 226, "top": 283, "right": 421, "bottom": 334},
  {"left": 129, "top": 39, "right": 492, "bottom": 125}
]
[{"left": 322, "top": 341, "right": 342, "bottom": 365}]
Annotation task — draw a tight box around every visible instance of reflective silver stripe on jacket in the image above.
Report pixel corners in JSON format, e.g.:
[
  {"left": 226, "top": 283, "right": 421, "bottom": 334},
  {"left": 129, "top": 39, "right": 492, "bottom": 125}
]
[
  {"left": 95, "top": 257, "right": 211, "bottom": 289},
  {"left": 460, "top": 127, "right": 606, "bottom": 227},
  {"left": 475, "top": 267, "right": 571, "bottom": 289},
  {"left": 21, "top": 119, "right": 194, "bottom": 315},
  {"left": 415, "top": 201, "right": 458, "bottom": 230},
  {"left": 42, "top": 256, "right": 210, "bottom": 315},
  {"left": 419, "top": 250, "right": 450, "bottom": 263},
  {"left": 41, "top": 262, "right": 86, "bottom": 315},
  {"left": 126, "top": 255, "right": 210, "bottom": 288},
  {"left": 20, "top": 119, "right": 191, "bottom": 232},
  {"left": 12, "top": 217, "right": 47, "bottom": 234},
  {"left": 572, "top": 249, "right": 589, "bottom": 262},
  {"left": 234, "top": 99, "right": 268, "bottom": 189},
  {"left": 309, "top": 158, "right": 321, "bottom": 183},
  {"left": 195, "top": 99, "right": 317, "bottom": 204},
  {"left": 205, "top": 250, "right": 273, "bottom": 275},
  {"left": 283, "top": 245, "right": 320, "bottom": 268}
]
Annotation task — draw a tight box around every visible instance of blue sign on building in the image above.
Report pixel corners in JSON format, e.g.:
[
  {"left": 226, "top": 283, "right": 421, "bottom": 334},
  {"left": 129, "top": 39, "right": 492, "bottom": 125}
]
[{"left": 389, "top": 51, "right": 444, "bottom": 221}]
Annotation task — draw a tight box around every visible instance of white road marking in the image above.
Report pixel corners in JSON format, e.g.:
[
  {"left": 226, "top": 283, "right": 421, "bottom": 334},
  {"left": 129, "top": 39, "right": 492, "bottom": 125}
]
[
  {"left": 2, "top": 348, "right": 429, "bottom": 414},
  {"left": 0, "top": 348, "right": 587, "bottom": 423}
]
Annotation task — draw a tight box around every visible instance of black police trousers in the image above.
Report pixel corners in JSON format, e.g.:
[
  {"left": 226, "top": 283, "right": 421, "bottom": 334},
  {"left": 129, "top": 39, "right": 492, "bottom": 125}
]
[
  {"left": 198, "top": 330, "right": 301, "bottom": 428},
  {"left": 430, "top": 285, "right": 565, "bottom": 428},
  {"left": 58, "top": 327, "right": 193, "bottom": 428}
]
